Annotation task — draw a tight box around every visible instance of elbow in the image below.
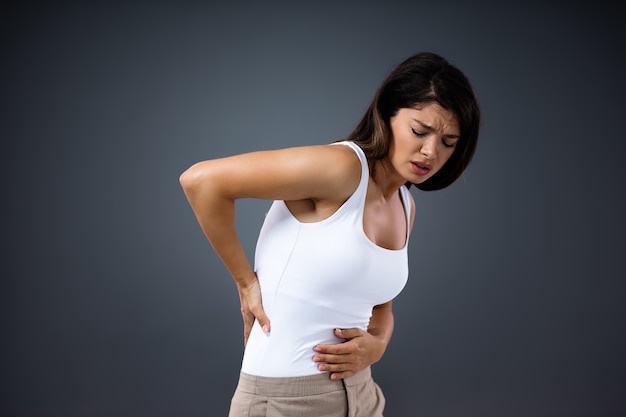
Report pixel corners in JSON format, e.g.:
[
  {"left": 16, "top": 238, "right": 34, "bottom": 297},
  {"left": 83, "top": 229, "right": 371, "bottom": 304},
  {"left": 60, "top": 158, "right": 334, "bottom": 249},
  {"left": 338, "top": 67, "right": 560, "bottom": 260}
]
[
  {"left": 179, "top": 161, "right": 223, "bottom": 199},
  {"left": 179, "top": 163, "right": 203, "bottom": 194},
  {"left": 179, "top": 167, "right": 192, "bottom": 192}
]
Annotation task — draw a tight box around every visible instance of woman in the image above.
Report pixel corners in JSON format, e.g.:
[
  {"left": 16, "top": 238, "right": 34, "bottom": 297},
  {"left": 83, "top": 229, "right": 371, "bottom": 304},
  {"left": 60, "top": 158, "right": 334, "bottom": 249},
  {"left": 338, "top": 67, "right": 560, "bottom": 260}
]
[{"left": 180, "top": 52, "right": 480, "bottom": 416}]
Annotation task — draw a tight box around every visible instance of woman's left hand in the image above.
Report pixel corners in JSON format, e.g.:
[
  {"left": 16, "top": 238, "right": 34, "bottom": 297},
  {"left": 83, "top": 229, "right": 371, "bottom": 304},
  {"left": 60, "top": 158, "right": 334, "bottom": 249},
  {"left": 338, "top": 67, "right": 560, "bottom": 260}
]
[{"left": 312, "top": 327, "right": 386, "bottom": 380}]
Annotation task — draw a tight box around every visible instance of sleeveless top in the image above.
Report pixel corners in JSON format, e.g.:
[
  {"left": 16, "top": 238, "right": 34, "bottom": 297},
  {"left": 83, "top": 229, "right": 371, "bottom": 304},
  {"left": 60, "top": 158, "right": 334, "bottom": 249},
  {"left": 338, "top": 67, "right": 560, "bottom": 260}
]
[{"left": 240, "top": 141, "right": 410, "bottom": 377}]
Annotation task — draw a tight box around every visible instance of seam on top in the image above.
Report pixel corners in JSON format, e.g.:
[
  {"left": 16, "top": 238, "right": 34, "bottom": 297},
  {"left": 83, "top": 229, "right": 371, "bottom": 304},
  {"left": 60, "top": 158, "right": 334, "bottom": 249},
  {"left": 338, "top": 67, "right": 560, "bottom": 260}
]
[{"left": 269, "top": 221, "right": 301, "bottom": 307}]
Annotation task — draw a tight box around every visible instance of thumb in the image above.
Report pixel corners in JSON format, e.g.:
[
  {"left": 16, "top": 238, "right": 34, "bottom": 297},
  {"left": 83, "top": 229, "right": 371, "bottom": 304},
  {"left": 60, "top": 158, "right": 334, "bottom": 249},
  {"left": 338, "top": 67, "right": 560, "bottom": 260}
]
[
  {"left": 335, "top": 327, "right": 364, "bottom": 340},
  {"left": 252, "top": 308, "right": 271, "bottom": 333}
]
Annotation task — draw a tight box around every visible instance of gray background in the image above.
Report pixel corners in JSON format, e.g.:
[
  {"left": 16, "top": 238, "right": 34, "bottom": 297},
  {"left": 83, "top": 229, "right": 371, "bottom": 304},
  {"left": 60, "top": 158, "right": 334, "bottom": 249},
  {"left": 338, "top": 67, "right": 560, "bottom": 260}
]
[{"left": 3, "top": 2, "right": 626, "bottom": 417}]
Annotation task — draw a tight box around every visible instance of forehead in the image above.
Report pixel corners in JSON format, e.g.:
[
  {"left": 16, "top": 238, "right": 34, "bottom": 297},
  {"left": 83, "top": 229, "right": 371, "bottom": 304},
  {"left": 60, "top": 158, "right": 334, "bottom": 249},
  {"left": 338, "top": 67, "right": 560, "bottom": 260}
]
[{"left": 401, "top": 103, "right": 459, "bottom": 134}]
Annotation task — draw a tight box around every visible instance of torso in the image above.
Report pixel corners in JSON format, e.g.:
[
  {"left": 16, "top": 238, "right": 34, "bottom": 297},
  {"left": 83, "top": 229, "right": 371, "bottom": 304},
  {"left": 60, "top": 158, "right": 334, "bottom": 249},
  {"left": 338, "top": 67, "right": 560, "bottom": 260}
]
[{"left": 242, "top": 141, "right": 411, "bottom": 377}]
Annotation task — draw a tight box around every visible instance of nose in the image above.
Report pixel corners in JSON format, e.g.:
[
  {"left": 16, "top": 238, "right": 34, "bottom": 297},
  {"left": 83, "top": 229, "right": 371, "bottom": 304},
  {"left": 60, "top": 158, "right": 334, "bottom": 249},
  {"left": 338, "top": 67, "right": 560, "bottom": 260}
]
[{"left": 420, "top": 135, "right": 438, "bottom": 160}]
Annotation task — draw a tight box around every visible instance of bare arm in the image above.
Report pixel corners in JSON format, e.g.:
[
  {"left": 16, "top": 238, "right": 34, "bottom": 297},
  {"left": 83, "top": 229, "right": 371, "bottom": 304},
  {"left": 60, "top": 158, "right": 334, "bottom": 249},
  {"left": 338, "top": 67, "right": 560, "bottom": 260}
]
[
  {"left": 180, "top": 173, "right": 264, "bottom": 343},
  {"left": 179, "top": 145, "right": 360, "bottom": 344}
]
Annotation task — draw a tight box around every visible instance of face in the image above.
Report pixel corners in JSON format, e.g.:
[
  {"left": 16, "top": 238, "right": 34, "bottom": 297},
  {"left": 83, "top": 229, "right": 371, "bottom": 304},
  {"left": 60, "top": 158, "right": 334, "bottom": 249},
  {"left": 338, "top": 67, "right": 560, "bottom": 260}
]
[{"left": 388, "top": 103, "right": 460, "bottom": 184}]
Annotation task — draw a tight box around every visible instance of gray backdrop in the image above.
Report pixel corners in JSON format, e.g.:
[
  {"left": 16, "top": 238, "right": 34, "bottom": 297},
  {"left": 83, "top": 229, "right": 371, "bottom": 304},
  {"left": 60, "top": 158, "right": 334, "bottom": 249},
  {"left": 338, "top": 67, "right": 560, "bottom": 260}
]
[{"left": 3, "top": 2, "right": 625, "bottom": 417}]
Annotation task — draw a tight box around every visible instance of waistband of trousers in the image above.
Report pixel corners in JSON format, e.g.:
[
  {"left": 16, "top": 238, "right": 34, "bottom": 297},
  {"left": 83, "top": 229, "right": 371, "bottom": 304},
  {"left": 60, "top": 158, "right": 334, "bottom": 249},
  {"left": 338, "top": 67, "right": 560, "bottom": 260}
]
[{"left": 236, "top": 366, "right": 372, "bottom": 397}]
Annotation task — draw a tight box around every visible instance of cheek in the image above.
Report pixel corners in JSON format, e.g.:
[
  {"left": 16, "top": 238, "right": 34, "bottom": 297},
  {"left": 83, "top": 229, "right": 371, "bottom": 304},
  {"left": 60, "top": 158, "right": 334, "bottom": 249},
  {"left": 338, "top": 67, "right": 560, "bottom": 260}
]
[{"left": 440, "top": 147, "right": 456, "bottom": 163}]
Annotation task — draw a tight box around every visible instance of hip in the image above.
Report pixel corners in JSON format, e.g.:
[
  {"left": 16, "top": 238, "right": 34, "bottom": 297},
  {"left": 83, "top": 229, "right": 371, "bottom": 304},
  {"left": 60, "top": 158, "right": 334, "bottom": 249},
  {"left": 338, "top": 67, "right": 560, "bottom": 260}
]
[{"left": 228, "top": 366, "right": 385, "bottom": 417}]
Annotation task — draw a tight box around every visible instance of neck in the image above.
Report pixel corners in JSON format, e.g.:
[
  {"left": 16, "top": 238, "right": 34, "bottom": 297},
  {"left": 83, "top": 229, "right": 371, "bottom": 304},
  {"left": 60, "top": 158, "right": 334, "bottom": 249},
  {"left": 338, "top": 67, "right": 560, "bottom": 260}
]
[{"left": 371, "top": 159, "right": 405, "bottom": 200}]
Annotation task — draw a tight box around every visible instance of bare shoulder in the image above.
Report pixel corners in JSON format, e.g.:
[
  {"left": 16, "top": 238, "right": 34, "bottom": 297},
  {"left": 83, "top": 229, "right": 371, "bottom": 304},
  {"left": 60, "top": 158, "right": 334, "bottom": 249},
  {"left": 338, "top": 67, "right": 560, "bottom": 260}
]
[
  {"left": 279, "top": 143, "right": 362, "bottom": 220},
  {"left": 291, "top": 143, "right": 362, "bottom": 200},
  {"left": 180, "top": 142, "right": 362, "bottom": 203},
  {"left": 313, "top": 143, "right": 361, "bottom": 177}
]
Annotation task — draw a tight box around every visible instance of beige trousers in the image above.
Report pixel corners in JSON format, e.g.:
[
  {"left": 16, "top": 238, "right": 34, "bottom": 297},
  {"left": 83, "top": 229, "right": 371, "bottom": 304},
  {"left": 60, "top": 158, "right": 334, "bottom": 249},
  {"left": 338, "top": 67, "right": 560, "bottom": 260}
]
[{"left": 228, "top": 366, "right": 385, "bottom": 417}]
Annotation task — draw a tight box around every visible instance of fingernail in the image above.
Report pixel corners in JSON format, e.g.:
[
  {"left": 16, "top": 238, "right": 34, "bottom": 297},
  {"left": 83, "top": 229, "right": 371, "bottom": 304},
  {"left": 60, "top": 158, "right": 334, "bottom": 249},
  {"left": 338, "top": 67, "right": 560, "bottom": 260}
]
[
  {"left": 335, "top": 328, "right": 342, "bottom": 335},
  {"left": 313, "top": 355, "right": 320, "bottom": 362},
  {"left": 313, "top": 346, "right": 321, "bottom": 352},
  {"left": 262, "top": 324, "right": 269, "bottom": 333}
]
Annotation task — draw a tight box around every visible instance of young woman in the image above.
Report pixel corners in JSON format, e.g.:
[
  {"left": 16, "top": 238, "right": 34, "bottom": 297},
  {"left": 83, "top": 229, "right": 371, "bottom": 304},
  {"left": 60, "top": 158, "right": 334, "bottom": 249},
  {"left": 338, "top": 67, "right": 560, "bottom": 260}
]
[{"left": 180, "top": 52, "right": 480, "bottom": 417}]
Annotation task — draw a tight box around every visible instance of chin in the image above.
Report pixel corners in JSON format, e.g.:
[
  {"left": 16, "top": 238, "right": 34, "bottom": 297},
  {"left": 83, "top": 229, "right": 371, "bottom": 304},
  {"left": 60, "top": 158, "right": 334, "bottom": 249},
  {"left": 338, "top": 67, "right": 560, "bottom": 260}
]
[{"left": 411, "top": 173, "right": 430, "bottom": 184}]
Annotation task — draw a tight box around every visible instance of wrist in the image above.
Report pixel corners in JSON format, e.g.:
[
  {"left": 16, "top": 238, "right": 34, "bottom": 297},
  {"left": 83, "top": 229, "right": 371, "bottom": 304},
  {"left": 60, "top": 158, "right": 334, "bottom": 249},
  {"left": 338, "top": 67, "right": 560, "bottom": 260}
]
[
  {"left": 233, "top": 270, "right": 258, "bottom": 290},
  {"left": 366, "top": 330, "right": 387, "bottom": 363}
]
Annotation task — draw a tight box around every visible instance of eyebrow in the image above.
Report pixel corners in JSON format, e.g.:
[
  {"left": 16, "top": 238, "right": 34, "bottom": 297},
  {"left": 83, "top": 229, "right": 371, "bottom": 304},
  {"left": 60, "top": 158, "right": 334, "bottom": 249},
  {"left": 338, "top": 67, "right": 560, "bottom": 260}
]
[{"left": 413, "top": 119, "right": 460, "bottom": 139}]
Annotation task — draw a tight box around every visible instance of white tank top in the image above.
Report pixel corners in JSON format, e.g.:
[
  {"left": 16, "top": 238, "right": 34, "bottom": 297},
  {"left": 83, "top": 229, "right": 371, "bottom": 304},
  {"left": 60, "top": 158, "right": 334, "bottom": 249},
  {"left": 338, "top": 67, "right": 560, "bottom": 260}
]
[{"left": 241, "top": 141, "right": 410, "bottom": 377}]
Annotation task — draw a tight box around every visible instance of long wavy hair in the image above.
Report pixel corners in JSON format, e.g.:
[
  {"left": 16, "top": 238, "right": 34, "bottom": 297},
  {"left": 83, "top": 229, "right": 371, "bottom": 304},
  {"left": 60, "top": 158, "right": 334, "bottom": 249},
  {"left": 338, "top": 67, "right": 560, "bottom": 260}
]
[{"left": 343, "top": 52, "right": 480, "bottom": 191}]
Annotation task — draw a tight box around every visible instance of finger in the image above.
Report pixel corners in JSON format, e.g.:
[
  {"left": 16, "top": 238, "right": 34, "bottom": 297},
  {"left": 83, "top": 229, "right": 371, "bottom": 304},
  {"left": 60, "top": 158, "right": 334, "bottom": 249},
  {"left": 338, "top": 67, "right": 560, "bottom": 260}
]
[
  {"left": 329, "top": 370, "right": 355, "bottom": 380},
  {"left": 313, "top": 344, "right": 344, "bottom": 354},
  {"left": 330, "top": 371, "right": 354, "bottom": 380},
  {"left": 334, "top": 327, "right": 365, "bottom": 339},
  {"left": 316, "top": 360, "right": 352, "bottom": 371},
  {"left": 313, "top": 353, "right": 350, "bottom": 365},
  {"left": 243, "top": 323, "right": 253, "bottom": 347},
  {"left": 314, "top": 341, "right": 358, "bottom": 355},
  {"left": 250, "top": 306, "right": 271, "bottom": 333},
  {"left": 314, "top": 361, "right": 357, "bottom": 379}
]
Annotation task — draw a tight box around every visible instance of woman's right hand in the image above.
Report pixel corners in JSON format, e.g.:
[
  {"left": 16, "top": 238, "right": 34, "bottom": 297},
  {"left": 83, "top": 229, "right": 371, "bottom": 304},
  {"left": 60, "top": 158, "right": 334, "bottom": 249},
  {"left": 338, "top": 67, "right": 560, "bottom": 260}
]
[{"left": 237, "top": 274, "right": 271, "bottom": 346}]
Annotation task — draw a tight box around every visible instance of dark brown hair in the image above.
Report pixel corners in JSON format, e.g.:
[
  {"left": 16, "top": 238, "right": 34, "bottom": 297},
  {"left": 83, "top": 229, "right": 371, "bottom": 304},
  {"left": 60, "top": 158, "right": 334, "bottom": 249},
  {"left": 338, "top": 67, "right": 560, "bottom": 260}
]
[{"left": 344, "top": 52, "right": 480, "bottom": 191}]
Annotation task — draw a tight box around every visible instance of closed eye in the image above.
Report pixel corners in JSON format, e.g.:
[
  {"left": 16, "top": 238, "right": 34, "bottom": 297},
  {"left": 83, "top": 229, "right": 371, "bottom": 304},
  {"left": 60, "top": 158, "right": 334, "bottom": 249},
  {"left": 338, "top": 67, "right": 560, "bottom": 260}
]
[
  {"left": 413, "top": 128, "right": 457, "bottom": 148},
  {"left": 442, "top": 139, "right": 456, "bottom": 148},
  {"left": 411, "top": 128, "right": 427, "bottom": 137}
]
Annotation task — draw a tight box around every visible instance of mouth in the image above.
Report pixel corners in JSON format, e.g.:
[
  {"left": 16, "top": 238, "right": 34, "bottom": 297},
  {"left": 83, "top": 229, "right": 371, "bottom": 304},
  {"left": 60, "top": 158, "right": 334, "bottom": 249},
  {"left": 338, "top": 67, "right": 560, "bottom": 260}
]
[{"left": 411, "top": 161, "right": 432, "bottom": 176}]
